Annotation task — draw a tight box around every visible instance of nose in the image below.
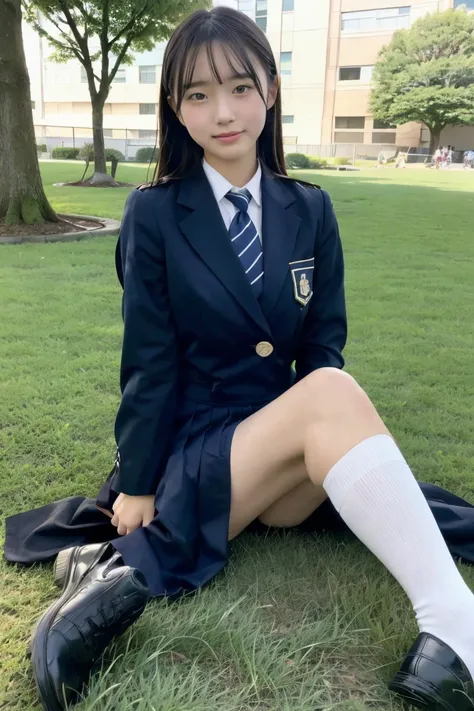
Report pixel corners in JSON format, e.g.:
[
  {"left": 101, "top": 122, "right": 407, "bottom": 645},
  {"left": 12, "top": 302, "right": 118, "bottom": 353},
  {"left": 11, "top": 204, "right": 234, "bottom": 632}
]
[{"left": 215, "top": 92, "right": 235, "bottom": 126}]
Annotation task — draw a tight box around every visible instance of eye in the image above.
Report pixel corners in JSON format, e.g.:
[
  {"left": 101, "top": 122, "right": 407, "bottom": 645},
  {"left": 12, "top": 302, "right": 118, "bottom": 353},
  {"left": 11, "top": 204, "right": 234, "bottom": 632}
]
[
  {"left": 188, "top": 92, "right": 206, "bottom": 101},
  {"left": 234, "top": 84, "right": 252, "bottom": 94}
]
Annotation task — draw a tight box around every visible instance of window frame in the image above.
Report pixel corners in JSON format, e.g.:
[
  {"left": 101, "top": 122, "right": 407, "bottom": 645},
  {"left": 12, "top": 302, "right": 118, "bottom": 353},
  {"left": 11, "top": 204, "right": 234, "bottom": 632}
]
[
  {"left": 139, "top": 103, "right": 157, "bottom": 115},
  {"left": 335, "top": 116, "right": 366, "bottom": 130},
  {"left": 280, "top": 51, "right": 293, "bottom": 76},
  {"left": 139, "top": 65, "right": 157, "bottom": 84},
  {"left": 341, "top": 6, "right": 411, "bottom": 32}
]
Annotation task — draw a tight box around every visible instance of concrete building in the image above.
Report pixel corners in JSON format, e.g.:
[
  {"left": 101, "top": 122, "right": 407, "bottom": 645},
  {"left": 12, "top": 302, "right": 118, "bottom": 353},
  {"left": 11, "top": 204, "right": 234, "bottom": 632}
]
[
  {"left": 320, "top": 0, "right": 474, "bottom": 150},
  {"left": 26, "top": 0, "right": 474, "bottom": 156}
]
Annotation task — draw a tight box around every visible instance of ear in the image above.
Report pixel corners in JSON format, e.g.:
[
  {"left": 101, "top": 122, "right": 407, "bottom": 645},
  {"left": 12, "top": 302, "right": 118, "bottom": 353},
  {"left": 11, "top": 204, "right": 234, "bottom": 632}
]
[
  {"left": 266, "top": 75, "right": 279, "bottom": 110},
  {"left": 167, "top": 95, "right": 186, "bottom": 126}
]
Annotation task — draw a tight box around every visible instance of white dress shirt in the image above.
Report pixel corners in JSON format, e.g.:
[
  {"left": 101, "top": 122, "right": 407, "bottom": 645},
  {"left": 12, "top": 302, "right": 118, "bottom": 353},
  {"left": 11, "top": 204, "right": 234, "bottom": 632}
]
[{"left": 202, "top": 158, "right": 262, "bottom": 243}]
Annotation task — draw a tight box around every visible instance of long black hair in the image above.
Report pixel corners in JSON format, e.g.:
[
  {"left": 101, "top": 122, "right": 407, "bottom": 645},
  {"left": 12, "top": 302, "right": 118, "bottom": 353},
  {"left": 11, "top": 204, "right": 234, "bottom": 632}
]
[{"left": 154, "top": 6, "right": 287, "bottom": 184}]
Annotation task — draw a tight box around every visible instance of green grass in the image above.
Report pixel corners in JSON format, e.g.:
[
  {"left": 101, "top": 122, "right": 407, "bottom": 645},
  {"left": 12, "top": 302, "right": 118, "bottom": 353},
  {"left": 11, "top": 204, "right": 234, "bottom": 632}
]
[{"left": 1, "top": 162, "right": 474, "bottom": 710}]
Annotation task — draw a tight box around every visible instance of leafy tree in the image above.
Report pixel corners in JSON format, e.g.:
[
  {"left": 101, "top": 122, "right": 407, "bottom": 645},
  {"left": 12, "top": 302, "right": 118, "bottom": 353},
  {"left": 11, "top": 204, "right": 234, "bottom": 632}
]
[
  {"left": 0, "top": 0, "right": 57, "bottom": 225},
  {"left": 24, "top": 0, "right": 210, "bottom": 186},
  {"left": 371, "top": 8, "right": 474, "bottom": 153}
]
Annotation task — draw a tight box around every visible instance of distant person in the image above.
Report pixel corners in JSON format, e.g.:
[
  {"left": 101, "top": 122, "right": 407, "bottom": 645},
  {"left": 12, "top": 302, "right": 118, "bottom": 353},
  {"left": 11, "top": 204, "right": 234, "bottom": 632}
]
[
  {"left": 395, "top": 151, "right": 406, "bottom": 169},
  {"left": 464, "top": 150, "right": 474, "bottom": 169},
  {"left": 434, "top": 147, "right": 442, "bottom": 169},
  {"left": 447, "top": 146, "right": 454, "bottom": 168},
  {"left": 376, "top": 149, "right": 386, "bottom": 168}
]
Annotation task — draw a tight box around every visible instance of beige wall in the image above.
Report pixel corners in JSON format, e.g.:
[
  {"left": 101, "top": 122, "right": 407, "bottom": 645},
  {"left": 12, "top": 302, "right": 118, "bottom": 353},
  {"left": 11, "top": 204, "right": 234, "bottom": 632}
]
[
  {"left": 440, "top": 125, "right": 474, "bottom": 150},
  {"left": 267, "top": 0, "right": 330, "bottom": 144}
]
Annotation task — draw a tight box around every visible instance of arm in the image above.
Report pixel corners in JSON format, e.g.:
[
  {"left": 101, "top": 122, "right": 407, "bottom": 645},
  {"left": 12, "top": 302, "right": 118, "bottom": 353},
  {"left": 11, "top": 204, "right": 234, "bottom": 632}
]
[
  {"left": 113, "top": 189, "right": 179, "bottom": 496},
  {"left": 294, "top": 189, "right": 347, "bottom": 382}
]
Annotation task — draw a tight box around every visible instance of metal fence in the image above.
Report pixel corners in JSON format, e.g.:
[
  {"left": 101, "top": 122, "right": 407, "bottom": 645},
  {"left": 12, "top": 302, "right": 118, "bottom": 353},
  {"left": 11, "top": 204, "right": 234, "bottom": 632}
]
[
  {"left": 284, "top": 143, "right": 431, "bottom": 162},
  {"left": 34, "top": 125, "right": 436, "bottom": 164},
  {"left": 34, "top": 125, "right": 158, "bottom": 160}
]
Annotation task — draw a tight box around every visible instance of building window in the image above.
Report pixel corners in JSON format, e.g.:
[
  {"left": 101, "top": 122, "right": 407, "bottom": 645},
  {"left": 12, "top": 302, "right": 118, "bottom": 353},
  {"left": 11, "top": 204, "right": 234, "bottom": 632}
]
[
  {"left": 31, "top": 100, "right": 36, "bottom": 110},
  {"left": 334, "top": 131, "right": 364, "bottom": 143},
  {"left": 139, "top": 65, "right": 156, "bottom": 84},
  {"left": 282, "top": 0, "right": 294, "bottom": 11},
  {"left": 138, "top": 130, "right": 157, "bottom": 139},
  {"left": 341, "top": 6, "right": 410, "bottom": 32},
  {"left": 80, "top": 66, "right": 87, "bottom": 83},
  {"left": 373, "top": 119, "right": 396, "bottom": 129},
  {"left": 339, "top": 67, "right": 361, "bottom": 81},
  {"left": 113, "top": 68, "right": 126, "bottom": 83},
  {"left": 139, "top": 103, "right": 156, "bottom": 115},
  {"left": 280, "top": 51, "right": 293, "bottom": 76},
  {"left": 335, "top": 116, "right": 365, "bottom": 129},
  {"left": 372, "top": 132, "right": 396, "bottom": 144},
  {"left": 454, "top": 0, "right": 474, "bottom": 7},
  {"left": 103, "top": 129, "right": 113, "bottom": 137},
  {"left": 256, "top": 0, "right": 267, "bottom": 32},
  {"left": 282, "top": 115, "right": 295, "bottom": 123},
  {"left": 339, "top": 66, "right": 374, "bottom": 81}
]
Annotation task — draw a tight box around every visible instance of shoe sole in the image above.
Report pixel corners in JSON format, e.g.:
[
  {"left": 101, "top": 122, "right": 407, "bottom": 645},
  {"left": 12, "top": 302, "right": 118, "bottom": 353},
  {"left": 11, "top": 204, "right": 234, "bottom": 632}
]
[
  {"left": 390, "top": 671, "right": 473, "bottom": 711},
  {"left": 27, "top": 544, "right": 113, "bottom": 711},
  {"left": 53, "top": 547, "right": 77, "bottom": 590}
]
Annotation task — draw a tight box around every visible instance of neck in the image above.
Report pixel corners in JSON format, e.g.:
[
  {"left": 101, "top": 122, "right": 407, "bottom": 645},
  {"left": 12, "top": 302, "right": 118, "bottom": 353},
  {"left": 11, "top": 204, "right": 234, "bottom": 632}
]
[{"left": 204, "top": 150, "right": 258, "bottom": 187}]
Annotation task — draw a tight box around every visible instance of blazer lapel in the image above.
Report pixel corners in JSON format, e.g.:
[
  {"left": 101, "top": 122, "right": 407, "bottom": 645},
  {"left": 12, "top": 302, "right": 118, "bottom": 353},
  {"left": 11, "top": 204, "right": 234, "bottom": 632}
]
[
  {"left": 260, "top": 170, "right": 301, "bottom": 318},
  {"left": 177, "top": 167, "right": 271, "bottom": 335}
]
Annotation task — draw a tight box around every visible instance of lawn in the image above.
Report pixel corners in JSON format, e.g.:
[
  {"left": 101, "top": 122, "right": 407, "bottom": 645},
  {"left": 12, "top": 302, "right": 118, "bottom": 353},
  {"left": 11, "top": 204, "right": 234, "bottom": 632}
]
[{"left": 1, "top": 162, "right": 474, "bottom": 710}]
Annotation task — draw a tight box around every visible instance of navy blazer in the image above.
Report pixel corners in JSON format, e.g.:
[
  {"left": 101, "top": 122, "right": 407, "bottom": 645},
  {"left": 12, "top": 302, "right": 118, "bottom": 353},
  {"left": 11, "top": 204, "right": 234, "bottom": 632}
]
[{"left": 114, "top": 166, "right": 347, "bottom": 496}]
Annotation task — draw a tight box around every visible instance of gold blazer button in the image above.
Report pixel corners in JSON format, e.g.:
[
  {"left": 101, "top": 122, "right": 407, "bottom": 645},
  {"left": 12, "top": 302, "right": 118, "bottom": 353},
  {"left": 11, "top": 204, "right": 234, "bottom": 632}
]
[{"left": 256, "top": 341, "right": 274, "bottom": 357}]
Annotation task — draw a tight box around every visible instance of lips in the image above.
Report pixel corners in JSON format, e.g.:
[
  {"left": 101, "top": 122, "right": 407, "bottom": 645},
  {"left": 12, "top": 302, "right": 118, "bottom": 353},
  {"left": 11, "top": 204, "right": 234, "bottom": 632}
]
[{"left": 214, "top": 131, "right": 242, "bottom": 138}]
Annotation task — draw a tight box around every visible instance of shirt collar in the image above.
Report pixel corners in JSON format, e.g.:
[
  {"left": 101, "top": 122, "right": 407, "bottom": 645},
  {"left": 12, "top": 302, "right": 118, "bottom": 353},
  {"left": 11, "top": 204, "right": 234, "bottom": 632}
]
[{"left": 202, "top": 158, "right": 262, "bottom": 207}]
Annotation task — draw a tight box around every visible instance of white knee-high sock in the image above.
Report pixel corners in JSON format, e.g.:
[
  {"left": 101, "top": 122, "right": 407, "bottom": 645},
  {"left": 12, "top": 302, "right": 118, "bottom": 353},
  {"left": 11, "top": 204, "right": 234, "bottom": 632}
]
[{"left": 322, "top": 434, "right": 474, "bottom": 675}]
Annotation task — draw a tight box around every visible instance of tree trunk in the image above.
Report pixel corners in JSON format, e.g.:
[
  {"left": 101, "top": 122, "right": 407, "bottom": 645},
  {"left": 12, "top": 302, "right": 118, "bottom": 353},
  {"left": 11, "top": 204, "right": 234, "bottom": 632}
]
[
  {"left": 92, "top": 98, "right": 107, "bottom": 175},
  {"left": 428, "top": 126, "right": 443, "bottom": 155},
  {"left": 89, "top": 96, "right": 118, "bottom": 186},
  {"left": 0, "top": 0, "right": 57, "bottom": 224}
]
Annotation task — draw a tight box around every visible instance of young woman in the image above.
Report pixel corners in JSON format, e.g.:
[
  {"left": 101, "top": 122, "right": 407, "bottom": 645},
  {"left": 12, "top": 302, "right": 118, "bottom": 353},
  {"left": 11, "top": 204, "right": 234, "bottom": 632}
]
[{"left": 5, "top": 7, "right": 474, "bottom": 711}]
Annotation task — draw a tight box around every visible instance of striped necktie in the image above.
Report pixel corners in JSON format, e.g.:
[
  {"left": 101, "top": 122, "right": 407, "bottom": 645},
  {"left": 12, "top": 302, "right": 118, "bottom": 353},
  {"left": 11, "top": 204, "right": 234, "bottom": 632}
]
[{"left": 225, "top": 188, "right": 264, "bottom": 299}]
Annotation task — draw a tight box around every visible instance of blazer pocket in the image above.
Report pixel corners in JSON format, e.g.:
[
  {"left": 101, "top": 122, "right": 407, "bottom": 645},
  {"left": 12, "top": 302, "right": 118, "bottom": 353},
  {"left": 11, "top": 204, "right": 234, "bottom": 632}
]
[{"left": 289, "top": 257, "right": 314, "bottom": 307}]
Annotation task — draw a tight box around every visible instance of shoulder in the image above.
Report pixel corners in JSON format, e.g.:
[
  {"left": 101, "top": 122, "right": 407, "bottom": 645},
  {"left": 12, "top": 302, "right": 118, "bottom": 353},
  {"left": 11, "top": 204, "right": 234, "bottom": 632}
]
[
  {"left": 278, "top": 175, "right": 333, "bottom": 216},
  {"left": 124, "top": 179, "right": 179, "bottom": 216}
]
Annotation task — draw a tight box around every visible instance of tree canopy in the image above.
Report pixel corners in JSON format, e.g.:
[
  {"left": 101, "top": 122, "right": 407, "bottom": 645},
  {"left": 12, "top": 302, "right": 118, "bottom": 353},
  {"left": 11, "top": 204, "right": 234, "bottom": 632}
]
[
  {"left": 24, "top": 0, "right": 209, "bottom": 182},
  {"left": 370, "top": 8, "right": 474, "bottom": 152}
]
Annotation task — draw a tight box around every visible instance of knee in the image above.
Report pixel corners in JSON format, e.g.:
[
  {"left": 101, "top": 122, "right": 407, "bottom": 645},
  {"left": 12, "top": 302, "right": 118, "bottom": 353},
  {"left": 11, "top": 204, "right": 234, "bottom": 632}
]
[{"left": 300, "top": 368, "right": 375, "bottom": 420}]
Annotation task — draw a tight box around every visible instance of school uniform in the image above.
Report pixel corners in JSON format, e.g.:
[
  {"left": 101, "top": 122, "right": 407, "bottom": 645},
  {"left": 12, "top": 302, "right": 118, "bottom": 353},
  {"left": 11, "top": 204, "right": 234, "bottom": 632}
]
[{"left": 5, "top": 162, "right": 474, "bottom": 595}]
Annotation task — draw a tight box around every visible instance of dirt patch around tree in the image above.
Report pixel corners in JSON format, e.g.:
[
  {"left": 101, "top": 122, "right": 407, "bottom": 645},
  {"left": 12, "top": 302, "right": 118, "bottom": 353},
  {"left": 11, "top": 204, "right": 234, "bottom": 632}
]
[
  {"left": 0, "top": 214, "right": 102, "bottom": 238},
  {"left": 57, "top": 180, "right": 136, "bottom": 188}
]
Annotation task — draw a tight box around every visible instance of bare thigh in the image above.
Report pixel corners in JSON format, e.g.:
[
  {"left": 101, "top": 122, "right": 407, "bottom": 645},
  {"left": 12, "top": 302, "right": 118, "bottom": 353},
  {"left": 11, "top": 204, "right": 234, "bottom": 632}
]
[{"left": 227, "top": 367, "right": 391, "bottom": 540}]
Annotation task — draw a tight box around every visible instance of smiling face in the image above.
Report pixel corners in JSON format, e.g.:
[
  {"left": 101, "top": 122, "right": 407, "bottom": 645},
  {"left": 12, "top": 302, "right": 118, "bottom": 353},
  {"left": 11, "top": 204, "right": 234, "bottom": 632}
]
[{"left": 170, "top": 42, "right": 277, "bottom": 168}]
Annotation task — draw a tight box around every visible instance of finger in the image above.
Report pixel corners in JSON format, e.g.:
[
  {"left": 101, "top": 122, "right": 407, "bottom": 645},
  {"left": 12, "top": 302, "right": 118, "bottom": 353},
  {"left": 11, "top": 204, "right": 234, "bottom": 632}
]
[
  {"left": 142, "top": 515, "right": 154, "bottom": 528},
  {"left": 111, "top": 515, "right": 118, "bottom": 527},
  {"left": 96, "top": 505, "right": 113, "bottom": 519},
  {"left": 112, "top": 493, "right": 123, "bottom": 514},
  {"left": 117, "top": 522, "right": 127, "bottom": 536}
]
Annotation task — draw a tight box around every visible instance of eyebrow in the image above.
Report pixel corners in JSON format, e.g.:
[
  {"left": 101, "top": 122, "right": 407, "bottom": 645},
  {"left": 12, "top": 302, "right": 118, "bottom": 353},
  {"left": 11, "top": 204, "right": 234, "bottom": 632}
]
[{"left": 183, "top": 73, "right": 253, "bottom": 91}]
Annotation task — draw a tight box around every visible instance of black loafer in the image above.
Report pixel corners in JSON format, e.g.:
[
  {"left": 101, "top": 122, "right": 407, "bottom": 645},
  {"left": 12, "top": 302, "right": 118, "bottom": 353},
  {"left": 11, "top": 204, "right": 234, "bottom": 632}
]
[
  {"left": 28, "top": 543, "right": 150, "bottom": 711},
  {"left": 389, "top": 632, "right": 474, "bottom": 710}
]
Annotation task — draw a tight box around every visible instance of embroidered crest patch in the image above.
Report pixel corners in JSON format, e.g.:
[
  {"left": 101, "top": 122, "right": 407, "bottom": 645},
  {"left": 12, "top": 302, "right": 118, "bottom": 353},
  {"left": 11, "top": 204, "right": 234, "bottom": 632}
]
[{"left": 289, "top": 259, "right": 314, "bottom": 306}]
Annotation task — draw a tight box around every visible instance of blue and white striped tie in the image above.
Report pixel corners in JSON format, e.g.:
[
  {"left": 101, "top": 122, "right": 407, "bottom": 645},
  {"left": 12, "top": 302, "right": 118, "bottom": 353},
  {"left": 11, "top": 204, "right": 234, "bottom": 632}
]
[{"left": 225, "top": 188, "right": 264, "bottom": 299}]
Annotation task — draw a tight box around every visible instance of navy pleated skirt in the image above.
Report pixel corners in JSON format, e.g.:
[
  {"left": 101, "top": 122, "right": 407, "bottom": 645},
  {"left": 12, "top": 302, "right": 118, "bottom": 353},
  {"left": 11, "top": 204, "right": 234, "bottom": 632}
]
[{"left": 110, "top": 398, "right": 261, "bottom": 597}]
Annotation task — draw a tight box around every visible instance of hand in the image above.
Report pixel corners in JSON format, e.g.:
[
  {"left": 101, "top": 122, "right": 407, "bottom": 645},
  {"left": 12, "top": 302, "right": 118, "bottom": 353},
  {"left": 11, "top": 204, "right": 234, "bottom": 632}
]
[{"left": 111, "top": 493, "right": 156, "bottom": 536}]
